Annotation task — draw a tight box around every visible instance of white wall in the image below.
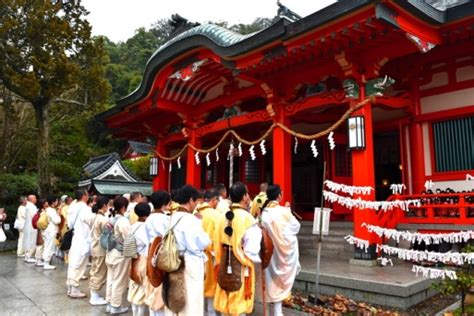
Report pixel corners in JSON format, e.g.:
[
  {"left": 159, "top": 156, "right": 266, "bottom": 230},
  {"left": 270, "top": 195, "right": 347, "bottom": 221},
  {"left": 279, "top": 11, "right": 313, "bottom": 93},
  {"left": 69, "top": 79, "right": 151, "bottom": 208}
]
[{"left": 420, "top": 87, "right": 474, "bottom": 114}]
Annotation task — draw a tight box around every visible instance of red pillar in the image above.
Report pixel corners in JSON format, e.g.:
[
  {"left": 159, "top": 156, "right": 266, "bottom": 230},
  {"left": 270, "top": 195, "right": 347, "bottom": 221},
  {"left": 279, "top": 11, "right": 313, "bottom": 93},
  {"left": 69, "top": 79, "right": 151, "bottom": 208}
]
[
  {"left": 409, "top": 86, "right": 425, "bottom": 194},
  {"left": 186, "top": 130, "right": 202, "bottom": 188},
  {"left": 351, "top": 87, "right": 378, "bottom": 249},
  {"left": 153, "top": 142, "right": 169, "bottom": 191},
  {"left": 272, "top": 115, "right": 292, "bottom": 205}
]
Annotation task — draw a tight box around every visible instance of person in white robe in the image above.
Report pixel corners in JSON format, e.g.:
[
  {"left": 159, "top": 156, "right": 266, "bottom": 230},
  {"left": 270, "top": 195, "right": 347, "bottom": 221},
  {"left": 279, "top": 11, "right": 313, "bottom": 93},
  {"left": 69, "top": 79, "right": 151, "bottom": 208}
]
[
  {"left": 261, "top": 184, "right": 301, "bottom": 316},
  {"left": 15, "top": 196, "right": 28, "bottom": 257},
  {"left": 23, "top": 195, "right": 38, "bottom": 263},
  {"left": 215, "top": 183, "right": 231, "bottom": 213},
  {"left": 42, "top": 196, "right": 61, "bottom": 270},
  {"left": 67, "top": 189, "right": 94, "bottom": 298},
  {"left": 144, "top": 190, "right": 171, "bottom": 316},
  {"left": 105, "top": 196, "right": 131, "bottom": 314},
  {"left": 127, "top": 202, "right": 151, "bottom": 316},
  {"left": 163, "top": 185, "right": 210, "bottom": 316}
]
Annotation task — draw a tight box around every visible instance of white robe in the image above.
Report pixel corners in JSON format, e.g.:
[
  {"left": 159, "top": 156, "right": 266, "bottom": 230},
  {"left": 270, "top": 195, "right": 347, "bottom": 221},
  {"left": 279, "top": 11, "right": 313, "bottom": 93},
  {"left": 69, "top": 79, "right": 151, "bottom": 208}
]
[
  {"left": 164, "top": 212, "right": 211, "bottom": 316},
  {"left": 261, "top": 205, "right": 301, "bottom": 303},
  {"left": 68, "top": 201, "right": 93, "bottom": 269},
  {"left": 23, "top": 201, "right": 38, "bottom": 251}
]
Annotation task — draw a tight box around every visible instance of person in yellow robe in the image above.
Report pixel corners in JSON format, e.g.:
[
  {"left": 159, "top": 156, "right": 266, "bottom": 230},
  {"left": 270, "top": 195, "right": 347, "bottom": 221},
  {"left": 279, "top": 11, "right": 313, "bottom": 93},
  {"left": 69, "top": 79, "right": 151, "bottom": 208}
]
[
  {"left": 249, "top": 182, "right": 268, "bottom": 218},
  {"left": 195, "top": 188, "right": 222, "bottom": 316},
  {"left": 214, "top": 182, "right": 262, "bottom": 315}
]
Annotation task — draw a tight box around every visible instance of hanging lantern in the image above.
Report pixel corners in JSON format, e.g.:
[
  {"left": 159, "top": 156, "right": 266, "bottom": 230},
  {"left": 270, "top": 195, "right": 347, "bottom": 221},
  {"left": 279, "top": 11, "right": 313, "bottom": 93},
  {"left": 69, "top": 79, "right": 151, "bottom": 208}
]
[{"left": 347, "top": 116, "right": 365, "bottom": 150}]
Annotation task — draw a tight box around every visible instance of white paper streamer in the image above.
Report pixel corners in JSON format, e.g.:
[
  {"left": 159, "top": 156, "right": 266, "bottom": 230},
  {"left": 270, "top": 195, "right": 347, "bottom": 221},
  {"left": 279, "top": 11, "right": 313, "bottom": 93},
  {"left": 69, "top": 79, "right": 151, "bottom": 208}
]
[
  {"left": 377, "top": 244, "right": 474, "bottom": 265},
  {"left": 169, "top": 161, "right": 172, "bottom": 172},
  {"left": 216, "top": 148, "right": 219, "bottom": 162},
  {"left": 206, "top": 153, "right": 211, "bottom": 166},
  {"left": 294, "top": 137, "right": 298, "bottom": 154},
  {"left": 177, "top": 157, "right": 181, "bottom": 169},
  {"left": 324, "top": 180, "right": 373, "bottom": 196},
  {"left": 328, "top": 131, "right": 336, "bottom": 150},
  {"left": 362, "top": 223, "right": 474, "bottom": 245},
  {"left": 377, "top": 257, "right": 393, "bottom": 266},
  {"left": 323, "top": 190, "right": 420, "bottom": 212},
  {"left": 344, "top": 235, "right": 369, "bottom": 252},
  {"left": 228, "top": 142, "right": 234, "bottom": 160},
  {"left": 310, "top": 140, "right": 318, "bottom": 158},
  {"left": 238, "top": 142, "right": 243, "bottom": 157},
  {"left": 260, "top": 140, "right": 267, "bottom": 155},
  {"left": 412, "top": 265, "right": 457, "bottom": 280},
  {"left": 424, "top": 180, "right": 434, "bottom": 191},
  {"left": 467, "top": 174, "right": 474, "bottom": 181},
  {"left": 249, "top": 145, "right": 256, "bottom": 160},
  {"left": 195, "top": 152, "right": 200, "bottom": 165},
  {"left": 390, "top": 183, "right": 406, "bottom": 195}
]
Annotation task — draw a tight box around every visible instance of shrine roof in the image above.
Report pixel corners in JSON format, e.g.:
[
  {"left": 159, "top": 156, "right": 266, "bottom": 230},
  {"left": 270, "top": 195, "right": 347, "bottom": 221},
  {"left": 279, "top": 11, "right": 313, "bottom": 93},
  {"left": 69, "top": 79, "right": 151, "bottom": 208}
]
[
  {"left": 81, "top": 152, "right": 139, "bottom": 181},
  {"left": 98, "top": 0, "right": 474, "bottom": 121}
]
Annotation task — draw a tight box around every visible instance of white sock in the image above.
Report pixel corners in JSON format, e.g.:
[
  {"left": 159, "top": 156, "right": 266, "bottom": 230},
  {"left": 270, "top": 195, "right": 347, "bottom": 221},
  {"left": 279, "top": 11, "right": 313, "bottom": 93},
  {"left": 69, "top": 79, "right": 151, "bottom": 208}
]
[
  {"left": 136, "top": 305, "right": 146, "bottom": 316},
  {"left": 273, "top": 301, "right": 283, "bottom": 316}
]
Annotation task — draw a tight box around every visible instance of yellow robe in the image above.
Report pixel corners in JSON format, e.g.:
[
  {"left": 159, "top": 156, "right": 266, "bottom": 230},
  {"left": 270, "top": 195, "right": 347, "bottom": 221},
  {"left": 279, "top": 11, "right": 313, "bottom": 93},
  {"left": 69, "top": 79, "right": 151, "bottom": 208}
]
[
  {"left": 197, "top": 203, "right": 222, "bottom": 298},
  {"left": 214, "top": 204, "right": 257, "bottom": 315},
  {"left": 250, "top": 192, "right": 267, "bottom": 218}
]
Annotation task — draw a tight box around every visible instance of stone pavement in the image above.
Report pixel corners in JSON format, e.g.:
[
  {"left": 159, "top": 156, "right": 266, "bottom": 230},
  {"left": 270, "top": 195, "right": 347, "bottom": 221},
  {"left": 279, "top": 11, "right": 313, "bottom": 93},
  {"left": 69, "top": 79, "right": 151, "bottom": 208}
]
[{"left": 0, "top": 253, "right": 307, "bottom": 316}]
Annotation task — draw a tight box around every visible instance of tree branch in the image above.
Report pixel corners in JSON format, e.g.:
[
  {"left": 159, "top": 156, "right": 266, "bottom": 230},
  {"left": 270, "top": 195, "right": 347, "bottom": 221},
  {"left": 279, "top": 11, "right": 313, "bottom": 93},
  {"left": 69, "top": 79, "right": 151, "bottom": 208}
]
[{"left": 52, "top": 98, "right": 86, "bottom": 106}]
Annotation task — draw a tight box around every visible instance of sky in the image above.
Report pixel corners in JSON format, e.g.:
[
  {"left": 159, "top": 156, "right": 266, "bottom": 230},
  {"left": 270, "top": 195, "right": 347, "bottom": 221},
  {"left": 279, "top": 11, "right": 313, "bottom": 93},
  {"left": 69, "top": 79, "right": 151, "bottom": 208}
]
[{"left": 81, "top": 0, "right": 337, "bottom": 43}]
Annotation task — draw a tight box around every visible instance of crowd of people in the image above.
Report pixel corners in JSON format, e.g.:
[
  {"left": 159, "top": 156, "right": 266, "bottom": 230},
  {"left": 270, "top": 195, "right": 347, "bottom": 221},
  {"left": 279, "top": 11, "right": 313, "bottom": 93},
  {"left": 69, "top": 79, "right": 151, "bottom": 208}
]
[{"left": 13, "top": 182, "right": 301, "bottom": 316}]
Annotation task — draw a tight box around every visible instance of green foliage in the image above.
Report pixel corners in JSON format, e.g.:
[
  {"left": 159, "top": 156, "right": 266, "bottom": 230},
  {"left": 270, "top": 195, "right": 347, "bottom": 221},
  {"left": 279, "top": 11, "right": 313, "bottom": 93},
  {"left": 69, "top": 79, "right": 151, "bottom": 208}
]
[
  {"left": 434, "top": 244, "right": 474, "bottom": 315},
  {"left": 0, "top": 173, "right": 37, "bottom": 219},
  {"left": 123, "top": 156, "right": 152, "bottom": 181},
  {"left": 0, "top": 0, "right": 110, "bottom": 195}
]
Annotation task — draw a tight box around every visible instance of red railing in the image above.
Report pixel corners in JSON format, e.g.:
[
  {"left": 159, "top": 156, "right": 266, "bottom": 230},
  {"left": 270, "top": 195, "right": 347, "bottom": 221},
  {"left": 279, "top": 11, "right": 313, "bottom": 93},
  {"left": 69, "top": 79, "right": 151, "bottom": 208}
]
[{"left": 387, "top": 192, "right": 474, "bottom": 225}]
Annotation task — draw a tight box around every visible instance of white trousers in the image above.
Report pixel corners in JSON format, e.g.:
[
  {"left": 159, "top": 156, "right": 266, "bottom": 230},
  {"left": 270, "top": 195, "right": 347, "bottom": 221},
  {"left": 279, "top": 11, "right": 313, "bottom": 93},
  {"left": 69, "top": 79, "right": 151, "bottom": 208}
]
[
  {"left": 17, "top": 231, "right": 25, "bottom": 256},
  {"left": 42, "top": 231, "right": 56, "bottom": 262}
]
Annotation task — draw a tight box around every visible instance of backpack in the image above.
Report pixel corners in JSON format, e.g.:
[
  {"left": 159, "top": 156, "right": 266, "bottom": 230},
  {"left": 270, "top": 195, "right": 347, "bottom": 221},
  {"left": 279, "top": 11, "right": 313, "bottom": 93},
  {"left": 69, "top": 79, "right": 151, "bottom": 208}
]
[
  {"left": 32, "top": 212, "right": 41, "bottom": 229},
  {"left": 156, "top": 215, "right": 186, "bottom": 272},
  {"left": 123, "top": 223, "right": 142, "bottom": 259},
  {"left": 100, "top": 217, "right": 123, "bottom": 252},
  {"left": 37, "top": 211, "right": 49, "bottom": 230}
]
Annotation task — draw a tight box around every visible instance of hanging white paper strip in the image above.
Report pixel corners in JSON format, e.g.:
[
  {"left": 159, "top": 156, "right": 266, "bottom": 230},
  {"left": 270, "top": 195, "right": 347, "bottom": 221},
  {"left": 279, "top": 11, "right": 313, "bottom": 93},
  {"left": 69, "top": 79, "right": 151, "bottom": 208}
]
[
  {"left": 344, "top": 235, "right": 369, "bottom": 252},
  {"left": 362, "top": 223, "right": 474, "bottom": 245},
  {"left": 177, "top": 157, "right": 181, "bottom": 169},
  {"left": 260, "top": 140, "right": 267, "bottom": 155},
  {"left": 228, "top": 142, "right": 234, "bottom": 160},
  {"left": 195, "top": 152, "right": 200, "bottom": 165},
  {"left": 238, "top": 142, "right": 243, "bottom": 157},
  {"left": 206, "top": 153, "right": 211, "bottom": 166},
  {"left": 294, "top": 137, "right": 298, "bottom": 154},
  {"left": 390, "top": 183, "right": 406, "bottom": 195},
  {"left": 412, "top": 265, "right": 457, "bottom": 280},
  {"left": 249, "top": 145, "right": 256, "bottom": 160},
  {"left": 324, "top": 180, "right": 373, "bottom": 196},
  {"left": 323, "top": 190, "right": 420, "bottom": 212},
  {"left": 377, "top": 243, "right": 474, "bottom": 265},
  {"left": 310, "top": 140, "right": 318, "bottom": 158},
  {"left": 328, "top": 131, "right": 336, "bottom": 150},
  {"left": 216, "top": 148, "right": 219, "bottom": 162}
]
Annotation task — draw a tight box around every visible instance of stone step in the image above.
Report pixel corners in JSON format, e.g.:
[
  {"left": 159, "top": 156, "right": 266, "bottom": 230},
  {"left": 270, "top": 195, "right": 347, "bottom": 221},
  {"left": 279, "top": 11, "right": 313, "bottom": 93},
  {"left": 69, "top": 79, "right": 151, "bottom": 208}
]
[
  {"left": 298, "top": 221, "right": 353, "bottom": 235},
  {"left": 299, "top": 246, "right": 353, "bottom": 258},
  {"left": 298, "top": 234, "right": 350, "bottom": 244}
]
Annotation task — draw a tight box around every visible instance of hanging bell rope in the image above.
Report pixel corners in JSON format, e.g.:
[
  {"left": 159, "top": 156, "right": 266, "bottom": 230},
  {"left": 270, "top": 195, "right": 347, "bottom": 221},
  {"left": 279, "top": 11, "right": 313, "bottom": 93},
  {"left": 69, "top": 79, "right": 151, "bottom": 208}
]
[{"left": 153, "top": 97, "right": 372, "bottom": 161}]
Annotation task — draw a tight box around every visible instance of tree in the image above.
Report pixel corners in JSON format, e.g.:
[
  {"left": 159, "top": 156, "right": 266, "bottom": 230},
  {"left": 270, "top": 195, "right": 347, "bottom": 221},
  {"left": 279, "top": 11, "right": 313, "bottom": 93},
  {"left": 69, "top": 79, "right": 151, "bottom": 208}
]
[{"left": 0, "top": 0, "right": 109, "bottom": 195}]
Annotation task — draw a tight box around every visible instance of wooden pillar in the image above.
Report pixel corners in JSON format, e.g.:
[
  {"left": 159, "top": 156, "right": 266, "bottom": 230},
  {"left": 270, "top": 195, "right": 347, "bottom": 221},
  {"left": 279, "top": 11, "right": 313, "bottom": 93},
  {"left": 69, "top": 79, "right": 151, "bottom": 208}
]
[
  {"left": 153, "top": 142, "right": 169, "bottom": 191},
  {"left": 272, "top": 113, "right": 292, "bottom": 205},
  {"left": 186, "top": 130, "right": 202, "bottom": 188},
  {"left": 409, "top": 86, "right": 425, "bottom": 194},
  {"left": 351, "top": 84, "right": 379, "bottom": 256}
]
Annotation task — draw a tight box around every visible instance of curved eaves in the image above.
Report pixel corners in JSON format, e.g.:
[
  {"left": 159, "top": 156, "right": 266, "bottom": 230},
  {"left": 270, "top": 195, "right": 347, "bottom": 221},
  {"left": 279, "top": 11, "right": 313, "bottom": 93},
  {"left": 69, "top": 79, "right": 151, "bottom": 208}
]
[{"left": 109, "top": 20, "right": 286, "bottom": 113}]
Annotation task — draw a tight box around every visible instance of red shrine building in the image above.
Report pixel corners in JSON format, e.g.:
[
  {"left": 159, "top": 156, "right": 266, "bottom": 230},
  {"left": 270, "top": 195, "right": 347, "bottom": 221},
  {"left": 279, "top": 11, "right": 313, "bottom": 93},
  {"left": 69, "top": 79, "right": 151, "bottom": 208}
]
[{"left": 99, "top": 1, "right": 474, "bottom": 247}]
